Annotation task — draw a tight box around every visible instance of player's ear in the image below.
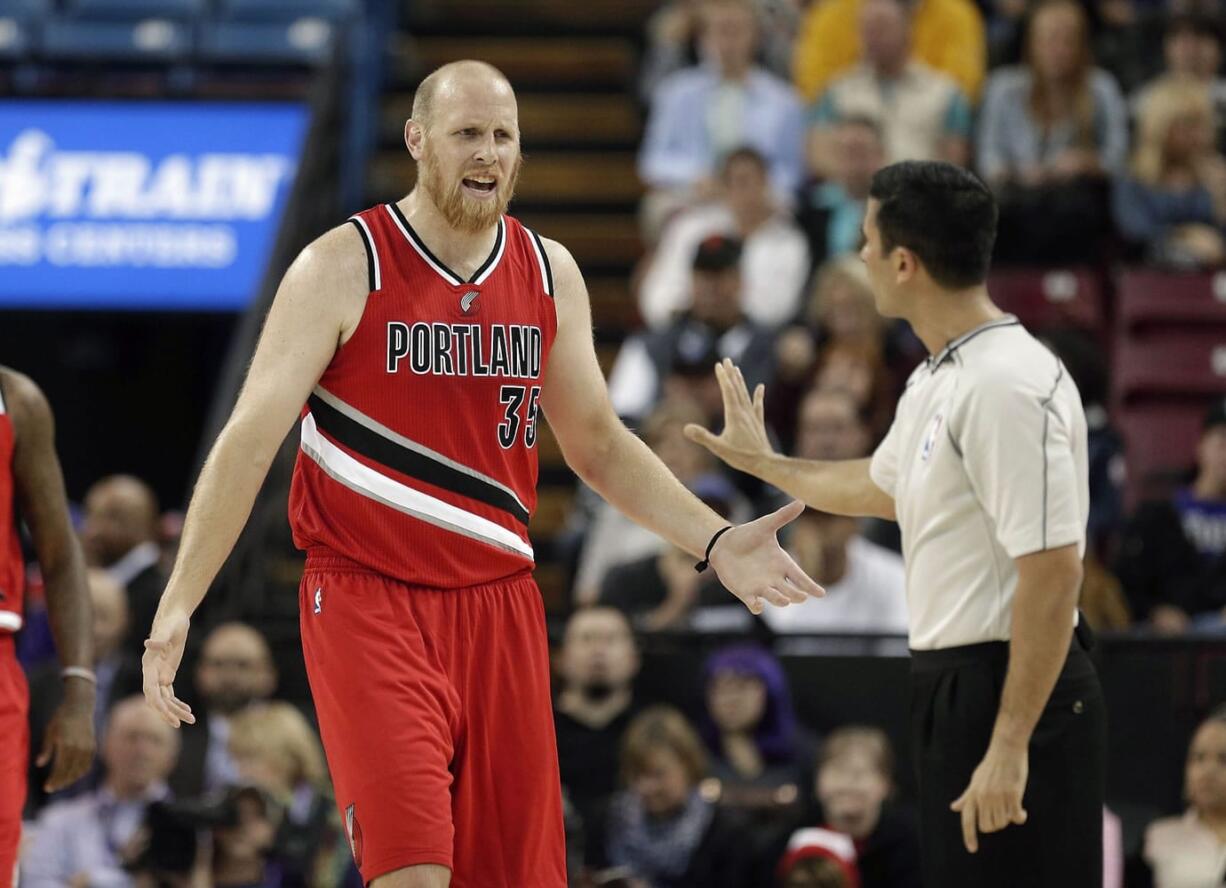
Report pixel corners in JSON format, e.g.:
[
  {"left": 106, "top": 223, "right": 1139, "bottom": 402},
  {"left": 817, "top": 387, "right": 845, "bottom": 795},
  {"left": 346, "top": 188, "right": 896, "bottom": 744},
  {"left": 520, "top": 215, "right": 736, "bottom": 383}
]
[
  {"left": 405, "top": 119, "right": 426, "bottom": 159},
  {"left": 894, "top": 246, "right": 918, "bottom": 285}
]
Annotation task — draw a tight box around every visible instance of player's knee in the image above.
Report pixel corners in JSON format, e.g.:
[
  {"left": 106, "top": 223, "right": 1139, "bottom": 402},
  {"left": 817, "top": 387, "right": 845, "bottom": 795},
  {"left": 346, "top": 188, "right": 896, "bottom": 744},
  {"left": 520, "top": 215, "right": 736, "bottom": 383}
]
[{"left": 370, "top": 863, "right": 451, "bottom": 888}]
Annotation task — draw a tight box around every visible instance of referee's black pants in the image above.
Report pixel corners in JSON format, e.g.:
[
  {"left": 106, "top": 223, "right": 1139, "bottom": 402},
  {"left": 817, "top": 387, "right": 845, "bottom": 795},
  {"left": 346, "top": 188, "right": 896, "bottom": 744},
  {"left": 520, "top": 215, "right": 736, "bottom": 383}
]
[{"left": 910, "top": 629, "right": 1106, "bottom": 888}]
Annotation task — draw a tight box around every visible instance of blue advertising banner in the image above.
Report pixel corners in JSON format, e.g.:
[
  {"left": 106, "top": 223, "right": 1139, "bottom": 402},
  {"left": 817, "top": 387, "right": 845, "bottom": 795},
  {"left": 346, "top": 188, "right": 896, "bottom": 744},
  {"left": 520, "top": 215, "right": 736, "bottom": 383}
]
[{"left": 0, "top": 101, "right": 308, "bottom": 310}]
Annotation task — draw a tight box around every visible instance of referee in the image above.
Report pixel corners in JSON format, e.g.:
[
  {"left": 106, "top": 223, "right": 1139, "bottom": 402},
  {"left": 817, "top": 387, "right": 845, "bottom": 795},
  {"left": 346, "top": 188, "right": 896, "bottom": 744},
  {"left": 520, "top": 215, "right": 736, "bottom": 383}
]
[{"left": 688, "top": 161, "right": 1105, "bottom": 887}]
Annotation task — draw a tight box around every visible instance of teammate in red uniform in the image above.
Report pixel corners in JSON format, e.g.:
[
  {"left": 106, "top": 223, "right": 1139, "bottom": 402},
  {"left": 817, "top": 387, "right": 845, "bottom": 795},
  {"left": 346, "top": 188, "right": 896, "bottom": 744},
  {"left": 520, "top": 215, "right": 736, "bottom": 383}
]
[
  {"left": 0, "top": 368, "right": 96, "bottom": 885},
  {"left": 142, "top": 61, "right": 822, "bottom": 888}
]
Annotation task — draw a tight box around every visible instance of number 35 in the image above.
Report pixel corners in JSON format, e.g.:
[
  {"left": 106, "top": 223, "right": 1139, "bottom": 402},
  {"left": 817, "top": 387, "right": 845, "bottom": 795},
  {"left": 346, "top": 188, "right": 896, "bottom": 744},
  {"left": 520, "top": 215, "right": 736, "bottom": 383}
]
[{"left": 498, "top": 385, "right": 542, "bottom": 449}]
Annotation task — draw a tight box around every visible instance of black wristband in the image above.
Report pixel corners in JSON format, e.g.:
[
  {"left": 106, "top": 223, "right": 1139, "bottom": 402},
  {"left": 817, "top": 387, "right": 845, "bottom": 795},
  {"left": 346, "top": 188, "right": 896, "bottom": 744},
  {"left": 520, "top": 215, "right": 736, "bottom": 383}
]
[{"left": 694, "top": 525, "right": 734, "bottom": 574}]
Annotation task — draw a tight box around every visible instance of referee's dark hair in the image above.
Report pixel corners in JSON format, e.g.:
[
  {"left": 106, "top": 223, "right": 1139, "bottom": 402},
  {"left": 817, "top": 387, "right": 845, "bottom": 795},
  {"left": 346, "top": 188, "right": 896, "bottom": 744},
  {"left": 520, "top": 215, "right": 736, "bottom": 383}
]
[{"left": 869, "top": 161, "right": 998, "bottom": 289}]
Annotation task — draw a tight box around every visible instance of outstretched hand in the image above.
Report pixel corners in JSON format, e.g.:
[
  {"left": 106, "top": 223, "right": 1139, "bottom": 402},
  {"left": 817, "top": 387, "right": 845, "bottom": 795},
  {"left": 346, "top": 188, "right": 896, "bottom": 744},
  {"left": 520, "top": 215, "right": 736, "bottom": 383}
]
[
  {"left": 141, "top": 608, "right": 196, "bottom": 729},
  {"left": 709, "top": 499, "right": 825, "bottom": 614},
  {"left": 683, "top": 359, "right": 775, "bottom": 474}
]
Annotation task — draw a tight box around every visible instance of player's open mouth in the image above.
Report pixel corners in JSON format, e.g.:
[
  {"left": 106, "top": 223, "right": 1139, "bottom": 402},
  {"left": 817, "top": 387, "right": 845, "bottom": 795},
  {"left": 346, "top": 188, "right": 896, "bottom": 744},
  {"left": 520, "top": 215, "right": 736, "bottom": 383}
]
[{"left": 462, "top": 176, "right": 497, "bottom": 197}]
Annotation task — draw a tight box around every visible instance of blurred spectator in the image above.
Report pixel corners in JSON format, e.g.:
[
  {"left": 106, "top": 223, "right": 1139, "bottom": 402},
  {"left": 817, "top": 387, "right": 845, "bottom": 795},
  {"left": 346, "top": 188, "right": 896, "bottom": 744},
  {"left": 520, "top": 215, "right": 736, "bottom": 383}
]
[
  {"left": 638, "top": 0, "right": 805, "bottom": 237},
  {"left": 978, "top": 0, "right": 1128, "bottom": 264},
  {"left": 588, "top": 706, "right": 751, "bottom": 887},
  {"left": 1115, "top": 398, "right": 1226, "bottom": 633},
  {"left": 701, "top": 646, "right": 816, "bottom": 819},
  {"left": 792, "top": 0, "right": 986, "bottom": 103},
  {"left": 228, "top": 702, "right": 352, "bottom": 887},
  {"left": 600, "top": 475, "right": 753, "bottom": 634},
  {"left": 1092, "top": 0, "right": 1169, "bottom": 98},
  {"left": 1131, "top": 14, "right": 1226, "bottom": 135},
  {"left": 806, "top": 0, "right": 972, "bottom": 177},
  {"left": 639, "top": 148, "right": 810, "bottom": 331},
  {"left": 574, "top": 397, "right": 727, "bottom": 605},
  {"left": 775, "top": 827, "right": 861, "bottom": 888},
  {"left": 762, "top": 506, "right": 907, "bottom": 635},
  {"left": 82, "top": 475, "right": 167, "bottom": 662},
  {"left": 797, "top": 117, "right": 884, "bottom": 271},
  {"left": 640, "top": 0, "right": 802, "bottom": 100},
  {"left": 608, "top": 235, "right": 777, "bottom": 422},
  {"left": 1114, "top": 79, "right": 1226, "bottom": 268},
  {"left": 554, "top": 607, "right": 642, "bottom": 838},
  {"left": 22, "top": 696, "right": 179, "bottom": 888},
  {"left": 26, "top": 569, "right": 143, "bottom": 816},
  {"left": 169, "top": 622, "right": 277, "bottom": 798},
  {"left": 1139, "top": 706, "right": 1226, "bottom": 887}
]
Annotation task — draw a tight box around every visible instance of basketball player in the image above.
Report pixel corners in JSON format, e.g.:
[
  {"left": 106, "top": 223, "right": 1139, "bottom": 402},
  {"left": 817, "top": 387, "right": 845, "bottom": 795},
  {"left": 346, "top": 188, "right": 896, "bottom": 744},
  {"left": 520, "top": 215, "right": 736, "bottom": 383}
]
[
  {"left": 141, "top": 61, "right": 822, "bottom": 888},
  {"left": 688, "top": 162, "right": 1105, "bottom": 887},
  {"left": 0, "top": 368, "right": 96, "bottom": 885}
]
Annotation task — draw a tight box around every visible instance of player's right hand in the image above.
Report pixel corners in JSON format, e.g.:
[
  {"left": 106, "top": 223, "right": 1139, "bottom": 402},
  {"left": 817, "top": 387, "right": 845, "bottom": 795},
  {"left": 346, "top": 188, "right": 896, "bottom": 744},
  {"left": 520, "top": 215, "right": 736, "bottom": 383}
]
[
  {"left": 142, "top": 608, "right": 196, "bottom": 728},
  {"left": 683, "top": 358, "right": 775, "bottom": 473}
]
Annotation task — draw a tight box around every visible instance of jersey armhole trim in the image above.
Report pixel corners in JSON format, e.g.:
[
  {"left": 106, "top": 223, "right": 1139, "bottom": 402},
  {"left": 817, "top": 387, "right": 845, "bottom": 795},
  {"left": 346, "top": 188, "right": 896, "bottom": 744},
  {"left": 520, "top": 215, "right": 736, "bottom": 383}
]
[
  {"left": 525, "top": 227, "right": 554, "bottom": 299},
  {"left": 348, "top": 216, "right": 381, "bottom": 293}
]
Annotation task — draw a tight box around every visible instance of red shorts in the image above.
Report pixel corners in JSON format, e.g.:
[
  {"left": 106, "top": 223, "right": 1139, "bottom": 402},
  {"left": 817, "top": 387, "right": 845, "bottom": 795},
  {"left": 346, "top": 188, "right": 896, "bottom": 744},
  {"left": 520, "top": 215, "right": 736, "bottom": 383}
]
[
  {"left": 0, "top": 636, "right": 28, "bottom": 887},
  {"left": 299, "top": 554, "right": 566, "bottom": 887}
]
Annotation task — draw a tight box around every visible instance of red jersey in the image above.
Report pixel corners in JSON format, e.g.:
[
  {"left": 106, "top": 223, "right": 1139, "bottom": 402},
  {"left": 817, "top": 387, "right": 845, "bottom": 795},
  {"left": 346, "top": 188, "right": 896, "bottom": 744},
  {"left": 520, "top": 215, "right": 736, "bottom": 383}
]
[
  {"left": 0, "top": 383, "right": 23, "bottom": 632},
  {"left": 288, "top": 205, "right": 558, "bottom": 589}
]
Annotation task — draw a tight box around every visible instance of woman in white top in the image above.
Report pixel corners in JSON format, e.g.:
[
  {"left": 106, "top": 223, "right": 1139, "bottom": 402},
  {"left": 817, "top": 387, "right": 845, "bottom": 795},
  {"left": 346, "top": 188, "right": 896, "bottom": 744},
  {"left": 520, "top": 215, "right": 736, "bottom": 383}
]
[{"left": 1143, "top": 707, "right": 1226, "bottom": 888}]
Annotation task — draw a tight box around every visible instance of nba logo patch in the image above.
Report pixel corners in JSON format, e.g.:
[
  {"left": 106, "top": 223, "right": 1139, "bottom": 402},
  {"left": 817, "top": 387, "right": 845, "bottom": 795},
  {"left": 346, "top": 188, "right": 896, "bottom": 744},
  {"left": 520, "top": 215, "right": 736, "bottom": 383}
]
[
  {"left": 921, "top": 413, "right": 944, "bottom": 462},
  {"left": 313, "top": 587, "right": 323, "bottom": 614},
  {"left": 345, "top": 802, "right": 363, "bottom": 868}
]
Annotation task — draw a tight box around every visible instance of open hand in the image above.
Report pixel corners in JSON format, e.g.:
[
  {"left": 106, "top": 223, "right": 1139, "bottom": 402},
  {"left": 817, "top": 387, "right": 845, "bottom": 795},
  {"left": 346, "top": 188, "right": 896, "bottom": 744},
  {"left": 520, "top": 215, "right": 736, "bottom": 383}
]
[
  {"left": 709, "top": 500, "right": 825, "bottom": 614},
  {"left": 950, "top": 741, "right": 1029, "bottom": 853},
  {"left": 683, "top": 359, "right": 774, "bottom": 474},
  {"left": 142, "top": 608, "right": 196, "bottom": 728},
  {"left": 38, "top": 689, "right": 95, "bottom": 792}
]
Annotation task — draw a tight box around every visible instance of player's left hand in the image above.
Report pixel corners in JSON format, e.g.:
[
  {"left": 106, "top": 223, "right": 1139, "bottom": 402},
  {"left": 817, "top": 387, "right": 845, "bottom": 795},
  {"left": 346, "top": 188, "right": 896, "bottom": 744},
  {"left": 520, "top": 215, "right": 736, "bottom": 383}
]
[
  {"left": 38, "top": 685, "right": 96, "bottom": 793},
  {"left": 950, "top": 740, "right": 1030, "bottom": 853},
  {"left": 708, "top": 500, "right": 825, "bottom": 614}
]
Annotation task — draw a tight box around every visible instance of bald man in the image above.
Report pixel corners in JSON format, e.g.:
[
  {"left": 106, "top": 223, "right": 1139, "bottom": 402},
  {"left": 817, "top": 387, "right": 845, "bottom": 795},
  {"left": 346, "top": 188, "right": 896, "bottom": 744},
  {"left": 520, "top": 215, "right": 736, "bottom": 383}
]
[
  {"left": 82, "top": 475, "right": 166, "bottom": 661},
  {"left": 141, "top": 60, "right": 822, "bottom": 888}
]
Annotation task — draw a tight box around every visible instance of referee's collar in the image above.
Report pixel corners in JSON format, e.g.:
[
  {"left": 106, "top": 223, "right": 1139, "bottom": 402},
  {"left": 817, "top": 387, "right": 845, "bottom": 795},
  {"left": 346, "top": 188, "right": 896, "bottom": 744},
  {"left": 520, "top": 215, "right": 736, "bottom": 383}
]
[{"left": 927, "top": 315, "right": 1021, "bottom": 370}]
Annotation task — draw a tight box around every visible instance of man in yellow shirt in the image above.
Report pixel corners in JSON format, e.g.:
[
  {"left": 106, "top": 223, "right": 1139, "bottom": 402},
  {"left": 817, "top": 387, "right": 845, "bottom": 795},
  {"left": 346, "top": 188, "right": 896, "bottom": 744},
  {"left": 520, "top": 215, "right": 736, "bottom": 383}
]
[{"left": 793, "top": 0, "right": 986, "bottom": 102}]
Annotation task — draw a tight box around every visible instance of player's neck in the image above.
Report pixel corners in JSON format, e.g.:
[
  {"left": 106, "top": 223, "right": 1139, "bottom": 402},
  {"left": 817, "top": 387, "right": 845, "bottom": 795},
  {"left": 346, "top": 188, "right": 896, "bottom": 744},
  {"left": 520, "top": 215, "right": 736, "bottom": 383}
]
[
  {"left": 909, "top": 286, "right": 1002, "bottom": 359},
  {"left": 397, "top": 190, "right": 500, "bottom": 280}
]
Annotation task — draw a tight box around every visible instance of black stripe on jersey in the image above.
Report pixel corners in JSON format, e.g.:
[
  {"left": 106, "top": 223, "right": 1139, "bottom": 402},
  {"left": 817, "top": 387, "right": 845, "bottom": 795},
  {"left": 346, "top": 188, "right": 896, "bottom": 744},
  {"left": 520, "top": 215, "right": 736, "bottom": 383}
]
[
  {"left": 469, "top": 218, "right": 505, "bottom": 283},
  {"left": 527, "top": 227, "right": 554, "bottom": 298},
  {"left": 307, "top": 393, "right": 530, "bottom": 525},
  {"left": 388, "top": 202, "right": 506, "bottom": 286},
  {"left": 349, "top": 219, "right": 378, "bottom": 292}
]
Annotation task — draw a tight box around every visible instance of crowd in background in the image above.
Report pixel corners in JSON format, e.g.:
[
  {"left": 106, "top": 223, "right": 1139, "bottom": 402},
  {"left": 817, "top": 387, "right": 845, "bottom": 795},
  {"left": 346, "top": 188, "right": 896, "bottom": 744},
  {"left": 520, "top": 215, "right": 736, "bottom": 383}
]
[{"left": 11, "top": 0, "right": 1226, "bottom": 885}]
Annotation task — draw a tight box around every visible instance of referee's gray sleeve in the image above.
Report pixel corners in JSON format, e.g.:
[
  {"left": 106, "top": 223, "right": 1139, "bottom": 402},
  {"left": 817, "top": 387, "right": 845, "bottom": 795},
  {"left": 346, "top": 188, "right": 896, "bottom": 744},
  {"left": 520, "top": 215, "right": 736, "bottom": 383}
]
[{"left": 955, "top": 370, "right": 1083, "bottom": 559}]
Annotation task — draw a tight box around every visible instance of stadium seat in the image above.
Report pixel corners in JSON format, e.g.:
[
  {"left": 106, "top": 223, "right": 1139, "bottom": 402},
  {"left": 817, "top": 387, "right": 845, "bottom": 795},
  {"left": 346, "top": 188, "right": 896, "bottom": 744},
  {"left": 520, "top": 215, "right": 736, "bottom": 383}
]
[
  {"left": 1116, "top": 269, "right": 1226, "bottom": 332},
  {"left": 987, "top": 268, "right": 1105, "bottom": 333},
  {"left": 199, "top": 19, "right": 335, "bottom": 66},
  {"left": 65, "top": 0, "right": 206, "bottom": 21},
  {"left": 1116, "top": 401, "right": 1205, "bottom": 505},
  {"left": 1113, "top": 330, "right": 1226, "bottom": 402},
  {"left": 41, "top": 16, "right": 190, "bottom": 62},
  {"left": 218, "top": 0, "right": 358, "bottom": 22}
]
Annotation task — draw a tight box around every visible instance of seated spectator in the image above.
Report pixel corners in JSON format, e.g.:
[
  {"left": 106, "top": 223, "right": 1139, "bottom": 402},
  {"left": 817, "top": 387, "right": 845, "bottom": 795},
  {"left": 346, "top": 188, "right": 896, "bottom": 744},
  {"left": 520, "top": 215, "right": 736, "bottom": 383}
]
[
  {"left": 1140, "top": 706, "right": 1226, "bottom": 887},
  {"left": 588, "top": 706, "right": 751, "bottom": 887},
  {"left": 1115, "top": 398, "right": 1226, "bottom": 633},
  {"left": 797, "top": 117, "right": 885, "bottom": 272},
  {"left": 1091, "top": 0, "right": 1168, "bottom": 98},
  {"left": 762, "top": 506, "right": 907, "bottom": 636},
  {"left": 26, "top": 569, "right": 143, "bottom": 816},
  {"left": 639, "top": 147, "right": 810, "bottom": 331},
  {"left": 978, "top": 0, "right": 1128, "bottom": 264},
  {"left": 640, "top": 0, "right": 801, "bottom": 100},
  {"left": 1132, "top": 14, "right": 1226, "bottom": 142},
  {"left": 554, "top": 607, "right": 643, "bottom": 837},
  {"left": 22, "top": 696, "right": 179, "bottom": 888},
  {"left": 228, "top": 702, "right": 352, "bottom": 887},
  {"left": 792, "top": 0, "right": 986, "bottom": 103},
  {"left": 169, "top": 621, "right": 277, "bottom": 798},
  {"left": 776, "top": 827, "right": 861, "bottom": 888},
  {"left": 1114, "top": 79, "right": 1226, "bottom": 268},
  {"left": 638, "top": 0, "right": 804, "bottom": 237},
  {"left": 701, "top": 645, "right": 817, "bottom": 819},
  {"left": 82, "top": 474, "right": 167, "bottom": 662},
  {"left": 806, "top": 0, "right": 971, "bottom": 177},
  {"left": 600, "top": 475, "right": 753, "bottom": 634},
  {"left": 574, "top": 397, "right": 751, "bottom": 604},
  {"left": 609, "top": 235, "right": 777, "bottom": 423}
]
